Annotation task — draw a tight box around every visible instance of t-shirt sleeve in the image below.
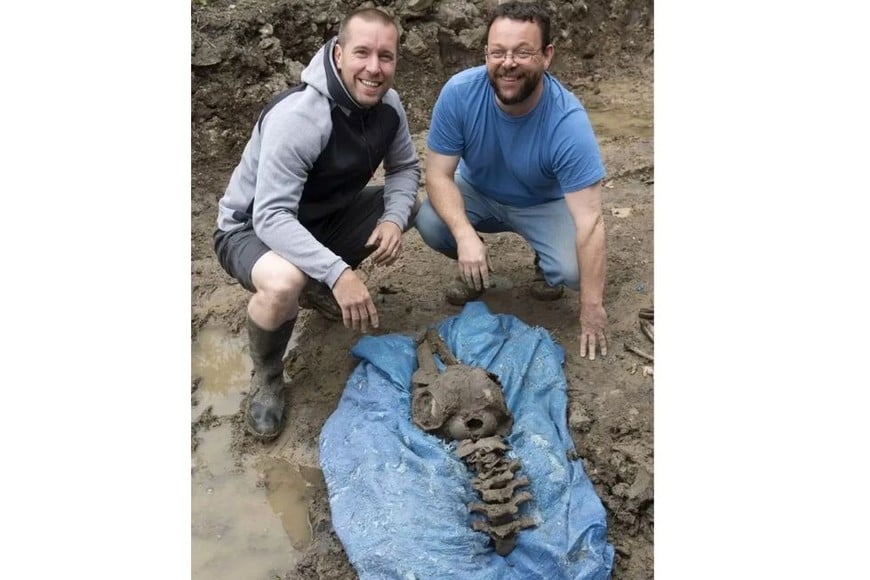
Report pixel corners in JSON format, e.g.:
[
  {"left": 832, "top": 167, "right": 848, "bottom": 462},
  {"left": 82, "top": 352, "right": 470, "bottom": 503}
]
[
  {"left": 426, "top": 79, "right": 465, "bottom": 155},
  {"left": 551, "top": 109, "right": 607, "bottom": 193}
]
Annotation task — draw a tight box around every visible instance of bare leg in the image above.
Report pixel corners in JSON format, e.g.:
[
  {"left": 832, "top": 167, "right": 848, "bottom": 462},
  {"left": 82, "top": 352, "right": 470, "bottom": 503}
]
[{"left": 247, "top": 251, "right": 307, "bottom": 329}]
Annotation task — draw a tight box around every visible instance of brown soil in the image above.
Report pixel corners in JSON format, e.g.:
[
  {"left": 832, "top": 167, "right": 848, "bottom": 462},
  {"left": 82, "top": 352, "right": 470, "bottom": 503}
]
[{"left": 192, "top": 1, "right": 653, "bottom": 578}]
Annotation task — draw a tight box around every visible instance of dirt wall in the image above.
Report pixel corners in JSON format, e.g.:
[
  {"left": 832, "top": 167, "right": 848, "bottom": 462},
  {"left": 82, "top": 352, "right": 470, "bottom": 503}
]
[{"left": 192, "top": 0, "right": 652, "bottom": 160}]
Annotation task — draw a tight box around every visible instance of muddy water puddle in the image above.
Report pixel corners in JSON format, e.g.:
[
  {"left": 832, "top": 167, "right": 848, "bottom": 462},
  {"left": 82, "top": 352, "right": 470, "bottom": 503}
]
[
  {"left": 192, "top": 324, "right": 319, "bottom": 579},
  {"left": 192, "top": 325, "right": 250, "bottom": 416}
]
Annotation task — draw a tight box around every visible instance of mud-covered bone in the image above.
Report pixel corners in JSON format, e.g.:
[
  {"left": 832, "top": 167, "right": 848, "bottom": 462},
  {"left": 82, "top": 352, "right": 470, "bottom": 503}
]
[
  {"left": 478, "top": 476, "right": 531, "bottom": 503},
  {"left": 428, "top": 329, "right": 459, "bottom": 365},
  {"left": 411, "top": 329, "right": 536, "bottom": 556},
  {"left": 472, "top": 461, "right": 522, "bottom": 489},
  {"left": 492, "top": 535, "right": 519, "bottom": 557},
  {"left": 469, "top": 491, "right": 533, "bottom": 518},
  {"left": 411, "top": 339, "right": 440, "bottom": 387},
  {"left": 457, "top": 436, "right": 510, "bottom": 457},
  {"left": 472, "top": 514, "right": 538, "bottom": 559},
  {"left": 412, "top": 366, "right": 512, "bottom": 440},
  {"left": 472, "top": 516, "right": 537, "bottom": 539},
  {"left": 412, "top": 333, "right": 513, "bottom": 441}
]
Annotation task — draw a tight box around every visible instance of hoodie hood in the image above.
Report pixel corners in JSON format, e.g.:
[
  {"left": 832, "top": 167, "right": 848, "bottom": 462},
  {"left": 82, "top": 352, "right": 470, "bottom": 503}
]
[{"left": 301, "top": 36, "right": 366, "bottom": 114}]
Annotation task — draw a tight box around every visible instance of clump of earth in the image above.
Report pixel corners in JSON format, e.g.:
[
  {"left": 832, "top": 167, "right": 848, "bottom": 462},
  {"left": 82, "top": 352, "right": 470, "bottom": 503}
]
[{"left": 192, "top": 0, "right": 654, "bottom": 578}]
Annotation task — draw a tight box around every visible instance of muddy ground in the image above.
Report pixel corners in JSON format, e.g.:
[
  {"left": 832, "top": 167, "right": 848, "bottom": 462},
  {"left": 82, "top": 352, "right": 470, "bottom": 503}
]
[{"left": 192, "top": 1, "right": 653, "bottom": 578}]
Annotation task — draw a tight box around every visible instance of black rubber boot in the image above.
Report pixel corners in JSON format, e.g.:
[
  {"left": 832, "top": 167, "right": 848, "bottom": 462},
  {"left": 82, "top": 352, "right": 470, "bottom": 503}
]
[
  {"left": 245, "top": 314, "right": 296, "bottom": 440},
  {"left": 299, "top": 279, "right": 342, "bottom": 321}
]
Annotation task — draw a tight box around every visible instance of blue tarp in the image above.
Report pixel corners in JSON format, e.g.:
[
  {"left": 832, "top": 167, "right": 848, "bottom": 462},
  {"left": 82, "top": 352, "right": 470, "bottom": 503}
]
[{"left": 319, "top": 302, "right": 614, "bottom": 579}]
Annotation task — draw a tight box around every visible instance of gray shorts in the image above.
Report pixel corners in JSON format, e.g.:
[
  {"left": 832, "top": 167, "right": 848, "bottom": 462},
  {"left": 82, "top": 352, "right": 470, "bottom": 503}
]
[{"left": 214, "top": 185, "right": 387, "bottom": 293}]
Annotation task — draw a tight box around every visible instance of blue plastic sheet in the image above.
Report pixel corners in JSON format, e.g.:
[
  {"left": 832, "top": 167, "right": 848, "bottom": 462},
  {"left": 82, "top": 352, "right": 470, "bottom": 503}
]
[{"left": 319, "top": 302, "right": 614, "bottom": 579}]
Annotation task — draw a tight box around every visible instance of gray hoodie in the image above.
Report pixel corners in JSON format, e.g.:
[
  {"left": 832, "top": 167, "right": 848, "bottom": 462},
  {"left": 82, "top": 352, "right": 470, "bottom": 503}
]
[{"left": 216, "top": 37, "right": 421, "bottom": 289}]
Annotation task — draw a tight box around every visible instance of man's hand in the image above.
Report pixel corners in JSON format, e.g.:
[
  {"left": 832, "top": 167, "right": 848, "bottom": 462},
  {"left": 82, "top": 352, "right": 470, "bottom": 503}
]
[
  {"left": 456, "top": 232, "right": 493, "bottom": 291},
  {"left": 579, "top": 303, "right": 608, "bottom": 360},
  {"left": 366, "top": 221, "right": 403, "bottom": 266},
  {"left": 331, "top": 269, "right": 379, "bottom": 332}
]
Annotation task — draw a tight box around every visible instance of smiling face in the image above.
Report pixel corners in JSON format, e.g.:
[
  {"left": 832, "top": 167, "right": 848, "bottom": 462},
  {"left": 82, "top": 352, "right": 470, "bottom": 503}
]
[
  {"left": 333, "top": 16, "right": 398, "bottom": 108},
  {"left": 485, "top": 17, "right": 553, "bottom": 114}
]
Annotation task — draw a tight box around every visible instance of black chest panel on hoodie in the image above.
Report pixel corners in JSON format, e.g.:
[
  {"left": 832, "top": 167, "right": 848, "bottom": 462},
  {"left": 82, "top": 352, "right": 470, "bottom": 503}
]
[{"left": 297, "top": 103, "right": 400, "bottom": 224}]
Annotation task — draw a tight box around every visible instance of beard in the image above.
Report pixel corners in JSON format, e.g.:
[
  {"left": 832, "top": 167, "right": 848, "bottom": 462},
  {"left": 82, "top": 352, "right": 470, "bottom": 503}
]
[{"left": 487, "top": 68, "right": 542, "bottom": 106}]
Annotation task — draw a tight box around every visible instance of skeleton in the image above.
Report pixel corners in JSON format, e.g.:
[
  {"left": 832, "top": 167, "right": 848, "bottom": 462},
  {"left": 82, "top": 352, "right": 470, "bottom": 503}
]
[{"left": 411, "top": 328, "right": 536, "bottom": 555}]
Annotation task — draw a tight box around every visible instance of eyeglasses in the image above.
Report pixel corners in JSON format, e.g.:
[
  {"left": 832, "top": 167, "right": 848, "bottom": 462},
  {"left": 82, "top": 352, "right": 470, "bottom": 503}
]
[{"left": 484, "top": 48, "right": 542, "bottom": 63}]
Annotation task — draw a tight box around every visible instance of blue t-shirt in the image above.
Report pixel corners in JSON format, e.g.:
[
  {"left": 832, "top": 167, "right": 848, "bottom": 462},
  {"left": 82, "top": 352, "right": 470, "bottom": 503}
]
[{"left": 427, "top": 66, "right": 605, "bottom": 207}]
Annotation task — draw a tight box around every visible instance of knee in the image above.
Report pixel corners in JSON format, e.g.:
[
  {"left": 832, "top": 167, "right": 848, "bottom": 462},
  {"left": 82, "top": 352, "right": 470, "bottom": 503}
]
[
  {"left": 414, "top": 201, "right": 454, "bottom": 252},
  {"left": 560, "top": 265, "right": 580, "bottom": 290},
  {"left": 412, "top": 201, "right": 438, "bottom": 241},
  {"left": 405, "top": 194, "right": 423, "bottom": 231},
  {"left": 541, "top": 256, "right": 580, "bottom": 290},
  {"left": 255, "top": 267, "right": 306, "bottom": 310}
]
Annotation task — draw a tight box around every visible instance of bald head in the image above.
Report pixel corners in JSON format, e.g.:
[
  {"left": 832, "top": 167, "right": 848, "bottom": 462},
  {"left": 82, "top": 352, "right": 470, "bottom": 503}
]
[{"left": 338, "top": 7, "right": 399, "bottom": 51}]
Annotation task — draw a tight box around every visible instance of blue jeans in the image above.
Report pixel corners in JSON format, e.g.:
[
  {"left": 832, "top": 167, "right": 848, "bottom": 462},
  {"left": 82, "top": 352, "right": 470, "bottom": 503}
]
[{"left": 414, "top": 174, "right": 580, "bottom": 289}]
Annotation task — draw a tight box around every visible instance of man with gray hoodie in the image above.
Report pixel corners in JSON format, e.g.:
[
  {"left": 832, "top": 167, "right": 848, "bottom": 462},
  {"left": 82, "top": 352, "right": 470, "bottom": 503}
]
[{"left": 213, "top": 8, "right": 421, "bottom": 439}]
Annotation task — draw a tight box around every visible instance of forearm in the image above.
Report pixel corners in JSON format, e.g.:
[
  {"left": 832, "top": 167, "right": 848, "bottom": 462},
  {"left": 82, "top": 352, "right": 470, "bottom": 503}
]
[
  {"left": 576, "top": 214, "right": 606, "bottom": 307},
  {"left": 427, "top": 172, "right": 477, "bottom": 242}
]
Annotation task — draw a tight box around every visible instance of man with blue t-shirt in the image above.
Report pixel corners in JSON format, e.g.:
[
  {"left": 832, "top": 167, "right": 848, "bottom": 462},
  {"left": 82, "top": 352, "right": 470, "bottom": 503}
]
[{"left": 415, "top": 1, "right": 609, "bottom": 359}]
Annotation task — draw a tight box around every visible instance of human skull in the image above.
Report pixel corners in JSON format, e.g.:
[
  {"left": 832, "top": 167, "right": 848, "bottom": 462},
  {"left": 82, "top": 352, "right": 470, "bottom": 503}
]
[{"left": 412, "top": 366, "right": 513, "bottom": 441}]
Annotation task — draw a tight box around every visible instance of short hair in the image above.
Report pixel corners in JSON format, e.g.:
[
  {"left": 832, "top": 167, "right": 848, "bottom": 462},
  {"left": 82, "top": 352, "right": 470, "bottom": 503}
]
[
  {"left": 337, "top": 7, "right": 398, "bottom": 47},
  {"left": 486, "top": 1, "right": 551, "bottom": 48}
]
